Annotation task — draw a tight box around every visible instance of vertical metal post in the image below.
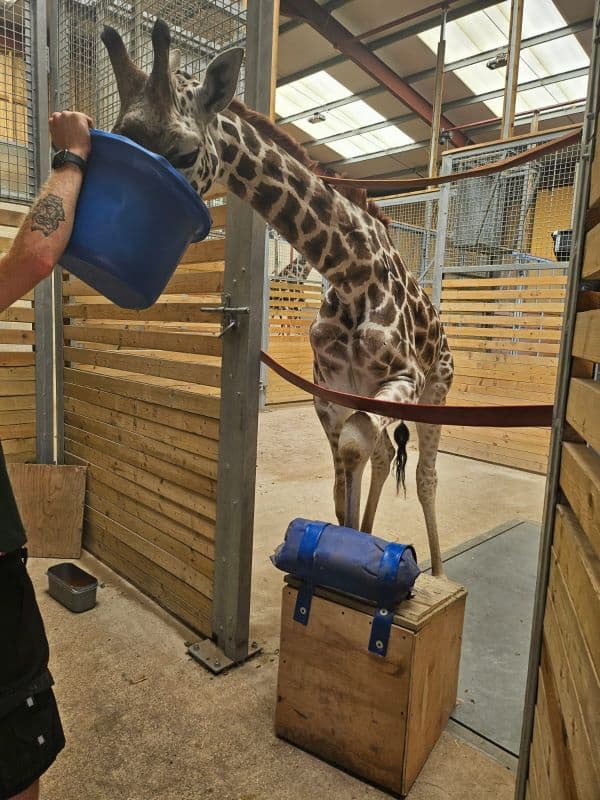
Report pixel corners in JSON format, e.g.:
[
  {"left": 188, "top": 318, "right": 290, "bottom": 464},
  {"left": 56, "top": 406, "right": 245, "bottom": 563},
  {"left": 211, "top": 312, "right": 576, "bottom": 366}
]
[
  {"left": 514, "top": 7, "right": 600, "bottom": 797},
  {"left": 432, "top": 156, "right": 452, "bottom": 308},
  {"left": 259, "top": 229, "right": 270, "bottom": 411},
  {"left": 33, "top": 0, "right": 63, "bottom": 464},
  {"left": 212, "top": 0, "right": 276, "bottom": 662},
  {"left": 501, "top": 0, "right": 524, "bottom": 140},
  {"left": 428, "top": 8, "right": 446, "bottom": 179}
]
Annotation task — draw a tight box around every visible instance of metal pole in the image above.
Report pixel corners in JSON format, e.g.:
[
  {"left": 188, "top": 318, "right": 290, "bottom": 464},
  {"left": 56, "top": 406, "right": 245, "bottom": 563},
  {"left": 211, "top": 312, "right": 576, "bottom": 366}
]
[
  {"left": 501, "top": 0, "right": 524, "bottom": 139},
  {"left": 33, "top": 0, "right": 61, "bottom": 464},
  {"left": 514, "top": 6, "right": 600, "bottom": 797},
  {"left": 432, "top": 156, "right": 452, "bottom": 308},
  {"left": 428, "top": 8, "right": 447, "bottom": 178},
  {"left": 212, "top": 0, "right": 275, "bottom": 662}
]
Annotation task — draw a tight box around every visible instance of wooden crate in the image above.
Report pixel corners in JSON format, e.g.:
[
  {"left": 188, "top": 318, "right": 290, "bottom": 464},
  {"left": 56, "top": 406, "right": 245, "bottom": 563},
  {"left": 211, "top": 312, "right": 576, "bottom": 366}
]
[{"left": 275, "top": 574, "right": 467, "bottom": 796}]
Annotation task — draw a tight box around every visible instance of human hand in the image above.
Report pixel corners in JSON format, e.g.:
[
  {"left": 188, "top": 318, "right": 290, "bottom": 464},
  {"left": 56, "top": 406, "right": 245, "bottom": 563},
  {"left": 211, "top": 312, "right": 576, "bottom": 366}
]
[{"left": 49, "top": 111, "right": 94, "bottom": 159}]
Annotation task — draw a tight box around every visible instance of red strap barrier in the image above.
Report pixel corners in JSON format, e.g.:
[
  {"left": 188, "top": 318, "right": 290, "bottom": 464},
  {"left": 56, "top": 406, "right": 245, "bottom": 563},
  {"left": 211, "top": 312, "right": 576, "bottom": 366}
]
[
  {"left": 260, "top": 350, "right": 554, "bottom": 428},
  {"left": 322, "top": 129, "right": 581, "bottom": 197}
]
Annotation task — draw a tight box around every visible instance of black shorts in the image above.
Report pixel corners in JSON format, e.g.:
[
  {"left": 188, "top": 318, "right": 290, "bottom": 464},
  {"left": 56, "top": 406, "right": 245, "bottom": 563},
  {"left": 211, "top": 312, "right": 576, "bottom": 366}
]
[
  {"left": 0, "top": 688, "right": 65, "bottom": 799},
  {"left": 0, "top": 551, "right": 65, "bottom": 797}
]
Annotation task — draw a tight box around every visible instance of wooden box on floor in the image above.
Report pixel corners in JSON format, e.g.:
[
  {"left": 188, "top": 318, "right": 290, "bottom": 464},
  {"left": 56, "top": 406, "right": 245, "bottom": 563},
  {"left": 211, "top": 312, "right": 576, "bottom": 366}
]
[{"left": 275, "top": 575, "right": 467, "bottom": 797}]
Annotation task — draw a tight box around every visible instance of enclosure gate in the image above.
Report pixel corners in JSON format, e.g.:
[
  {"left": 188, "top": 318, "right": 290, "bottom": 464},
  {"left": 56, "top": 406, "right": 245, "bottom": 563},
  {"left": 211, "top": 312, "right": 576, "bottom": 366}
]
[{"left": 51, "top": 0, "right": 274, "bottom": 659}]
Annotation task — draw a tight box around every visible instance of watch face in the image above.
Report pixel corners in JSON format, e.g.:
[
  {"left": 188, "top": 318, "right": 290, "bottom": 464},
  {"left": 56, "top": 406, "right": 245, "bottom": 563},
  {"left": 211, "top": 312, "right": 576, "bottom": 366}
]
[{"left": 53, "top": 151, "right": 66, "bottom": 168}]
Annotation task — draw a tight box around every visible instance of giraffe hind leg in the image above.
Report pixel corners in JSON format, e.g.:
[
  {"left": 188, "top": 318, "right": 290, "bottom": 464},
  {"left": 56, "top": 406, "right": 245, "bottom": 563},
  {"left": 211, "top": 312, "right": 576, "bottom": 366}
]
[{"left": 361, "top": 430, "right": 395, "bottom": 534}]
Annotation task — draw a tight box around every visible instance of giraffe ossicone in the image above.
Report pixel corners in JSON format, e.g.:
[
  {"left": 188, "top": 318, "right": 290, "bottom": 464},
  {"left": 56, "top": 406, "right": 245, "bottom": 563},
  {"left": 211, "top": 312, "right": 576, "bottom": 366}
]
[{"left": 101, "top": 19, "right": 454, "bottom": 577}]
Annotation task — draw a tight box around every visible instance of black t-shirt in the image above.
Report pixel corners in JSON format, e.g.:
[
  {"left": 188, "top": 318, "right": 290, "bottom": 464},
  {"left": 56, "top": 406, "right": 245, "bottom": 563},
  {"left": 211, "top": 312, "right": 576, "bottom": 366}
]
[{"left": 0, "top": 440, "right": 26, "bottom": 553}]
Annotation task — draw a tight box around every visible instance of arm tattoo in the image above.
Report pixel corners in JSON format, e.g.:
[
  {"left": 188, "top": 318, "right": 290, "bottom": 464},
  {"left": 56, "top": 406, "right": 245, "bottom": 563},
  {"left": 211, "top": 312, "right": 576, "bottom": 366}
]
[{"left": 30, "top": 194, "right": 66, "bottom": 237}]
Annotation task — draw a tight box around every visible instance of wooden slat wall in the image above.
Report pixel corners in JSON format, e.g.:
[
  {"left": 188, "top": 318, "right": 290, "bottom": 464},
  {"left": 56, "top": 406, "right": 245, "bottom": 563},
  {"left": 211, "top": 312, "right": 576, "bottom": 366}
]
[
  {"left": 266, "top": 279, "right": 321, "bottom": 404},
  {"left": 0, "top": 202, "right": 35, "bottom": 462},
  {"left": 63, "top": 208, "right": 226, "bottom": 634},
  {"left": 524, "top": 125, "right": 600, "bottom": 800},
  {"left": 439, "top": 274, "right": 567, "bottom": 473}
]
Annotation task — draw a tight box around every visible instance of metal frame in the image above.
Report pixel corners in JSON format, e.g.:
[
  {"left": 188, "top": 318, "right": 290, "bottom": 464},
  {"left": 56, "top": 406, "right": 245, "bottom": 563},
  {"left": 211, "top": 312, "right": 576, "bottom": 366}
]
[
  {"left": 212, "top": 0, "right": 276, "bottom": 663},
  {"left": 33, "top": 0, "right": 64, "bottom": 464},
  {"left": 430, "top": 127, "right": 581, "bottom": 308},
  {"left": 514, "top": 6, "right": 600, "bottom": 797}
]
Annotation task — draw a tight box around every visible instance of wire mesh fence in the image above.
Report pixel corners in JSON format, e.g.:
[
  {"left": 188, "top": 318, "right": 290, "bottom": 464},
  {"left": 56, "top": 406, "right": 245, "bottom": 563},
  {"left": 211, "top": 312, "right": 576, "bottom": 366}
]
[
  {"left": 379, "top": 192, "right": 439, "bottom": 285},
  {"left": 0, "top": 0, "right": 35, "bottom": 201},
  {"left": 56, "top": 0, "right": 246, "bottom": 132}
]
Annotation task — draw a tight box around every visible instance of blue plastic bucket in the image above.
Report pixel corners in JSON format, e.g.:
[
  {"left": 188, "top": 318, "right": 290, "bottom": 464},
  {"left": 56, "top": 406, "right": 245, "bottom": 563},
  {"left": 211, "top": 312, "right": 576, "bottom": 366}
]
[{"left": 60, "top": 129, "right": 213, "bottom": 309}]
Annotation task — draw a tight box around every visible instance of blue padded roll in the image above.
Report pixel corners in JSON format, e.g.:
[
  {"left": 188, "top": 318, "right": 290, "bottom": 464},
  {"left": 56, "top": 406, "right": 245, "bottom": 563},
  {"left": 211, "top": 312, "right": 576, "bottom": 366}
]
[{"left": 271, "top": 518, "right": 420, "bottom": 609}]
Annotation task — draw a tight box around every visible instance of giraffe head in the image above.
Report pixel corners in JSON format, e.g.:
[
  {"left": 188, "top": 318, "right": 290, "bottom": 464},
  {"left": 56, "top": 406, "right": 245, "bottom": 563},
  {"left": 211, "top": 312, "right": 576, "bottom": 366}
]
[{"left": 101, "top": 18, "right": 244, "bottom": 191}]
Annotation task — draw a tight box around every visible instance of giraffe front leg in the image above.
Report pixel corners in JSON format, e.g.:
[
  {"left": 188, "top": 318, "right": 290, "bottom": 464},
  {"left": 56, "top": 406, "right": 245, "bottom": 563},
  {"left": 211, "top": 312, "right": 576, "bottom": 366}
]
[{"left": 314, "top": 399, "right": 348, "bottom": 525}]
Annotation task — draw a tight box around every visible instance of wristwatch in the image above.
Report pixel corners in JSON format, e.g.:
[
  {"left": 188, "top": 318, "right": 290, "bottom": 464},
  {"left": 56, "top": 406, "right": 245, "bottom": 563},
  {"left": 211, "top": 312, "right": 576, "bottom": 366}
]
[{"left": 52, "top": 149, "right": 87, "bottom": 174}]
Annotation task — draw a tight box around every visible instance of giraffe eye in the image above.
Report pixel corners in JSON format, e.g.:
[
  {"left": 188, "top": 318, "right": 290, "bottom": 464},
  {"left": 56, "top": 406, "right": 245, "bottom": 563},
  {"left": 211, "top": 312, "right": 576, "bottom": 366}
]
[{"left": 169, "top": 147, "right": 199, "bottom": 169}]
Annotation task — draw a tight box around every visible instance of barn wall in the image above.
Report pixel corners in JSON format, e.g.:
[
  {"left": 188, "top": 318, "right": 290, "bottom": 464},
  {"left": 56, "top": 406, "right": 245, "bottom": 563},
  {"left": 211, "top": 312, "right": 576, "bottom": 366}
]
[{"left": 520, "top": 39, "right": 600, "bottom": 799}]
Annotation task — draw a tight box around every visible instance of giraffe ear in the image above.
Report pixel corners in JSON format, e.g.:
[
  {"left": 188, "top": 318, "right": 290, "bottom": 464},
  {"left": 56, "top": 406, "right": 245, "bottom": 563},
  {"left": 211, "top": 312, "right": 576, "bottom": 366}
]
[
  {"left": 196, "top": 47, "right": 244, "bottom": 118},
  {"left": 170, "top": 49, "right": 182, "bottom": 72}
]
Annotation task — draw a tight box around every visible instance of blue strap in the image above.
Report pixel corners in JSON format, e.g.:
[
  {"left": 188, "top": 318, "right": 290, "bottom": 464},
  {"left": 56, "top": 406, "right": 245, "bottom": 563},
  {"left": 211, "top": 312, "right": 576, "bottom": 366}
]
[
  {"left": 368, "top": 607, "right": 394, "bottom": 656},
  {"left": 293, "top": 522, "right": 328, "bottom": 625}
]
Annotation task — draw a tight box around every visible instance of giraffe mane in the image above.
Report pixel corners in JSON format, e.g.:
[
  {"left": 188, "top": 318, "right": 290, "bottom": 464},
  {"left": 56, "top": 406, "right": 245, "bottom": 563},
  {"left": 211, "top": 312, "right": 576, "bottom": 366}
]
[{"left": 227, "top": 99, "right": 391, "bottom": 229}]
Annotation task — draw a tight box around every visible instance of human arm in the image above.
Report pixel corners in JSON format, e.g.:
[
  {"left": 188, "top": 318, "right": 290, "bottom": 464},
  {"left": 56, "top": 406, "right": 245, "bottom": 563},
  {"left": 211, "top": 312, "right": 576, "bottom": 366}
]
[{"left": 0, "top": 111, "right": 93, "bottom": 312}]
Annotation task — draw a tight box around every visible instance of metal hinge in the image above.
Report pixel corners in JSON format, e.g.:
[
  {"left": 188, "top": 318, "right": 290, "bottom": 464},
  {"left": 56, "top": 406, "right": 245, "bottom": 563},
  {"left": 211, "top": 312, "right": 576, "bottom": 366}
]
[{"left": 198, "top": 293, "right": 249, "bottom": 337}]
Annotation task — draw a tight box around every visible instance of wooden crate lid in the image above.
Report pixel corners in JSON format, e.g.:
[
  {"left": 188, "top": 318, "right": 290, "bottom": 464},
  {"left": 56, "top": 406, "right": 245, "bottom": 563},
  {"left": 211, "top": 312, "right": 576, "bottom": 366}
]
[{"left": 285, "top": 574, "right": 466, "bottom": 632}]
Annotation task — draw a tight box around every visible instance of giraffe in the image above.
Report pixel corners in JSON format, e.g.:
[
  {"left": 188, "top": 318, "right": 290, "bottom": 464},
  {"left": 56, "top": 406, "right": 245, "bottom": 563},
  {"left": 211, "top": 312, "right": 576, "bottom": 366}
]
[{"left": 101, "top": 20, "right": 454, "bottom": 576}]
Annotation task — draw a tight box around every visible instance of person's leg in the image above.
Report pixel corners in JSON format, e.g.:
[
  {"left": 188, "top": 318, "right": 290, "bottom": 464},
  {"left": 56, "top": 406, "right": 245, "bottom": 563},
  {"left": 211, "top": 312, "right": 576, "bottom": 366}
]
[{"left": 10, "top": 779, "right": 39, "bottom": 800}]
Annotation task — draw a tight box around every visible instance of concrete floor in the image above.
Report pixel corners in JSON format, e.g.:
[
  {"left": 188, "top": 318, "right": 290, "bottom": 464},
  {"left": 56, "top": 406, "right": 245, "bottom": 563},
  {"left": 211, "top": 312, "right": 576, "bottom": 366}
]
[{"left": 34, "top": 402, "right": 547, "bottom": 799}]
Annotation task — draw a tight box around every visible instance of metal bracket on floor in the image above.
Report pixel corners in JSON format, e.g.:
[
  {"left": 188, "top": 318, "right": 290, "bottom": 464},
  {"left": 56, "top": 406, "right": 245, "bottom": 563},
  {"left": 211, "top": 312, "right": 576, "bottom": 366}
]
[{"left": 186, "top": 638, "right": 262, "bottom": 675}]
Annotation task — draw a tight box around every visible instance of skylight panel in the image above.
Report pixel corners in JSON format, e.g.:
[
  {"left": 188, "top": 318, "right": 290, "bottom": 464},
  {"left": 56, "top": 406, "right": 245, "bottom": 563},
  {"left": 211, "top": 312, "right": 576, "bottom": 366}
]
[
  {"left": 521, "top": 0, "right": 565, "bottom": 38},
  {"left": 334, "top": 127, "right": 414, "bottom": 159},
  {"left": 418, "top": 3, "right": 508, "bottom": 64},
  {"left": 275, "top": 71, "right": 352, "bottom": 119}
]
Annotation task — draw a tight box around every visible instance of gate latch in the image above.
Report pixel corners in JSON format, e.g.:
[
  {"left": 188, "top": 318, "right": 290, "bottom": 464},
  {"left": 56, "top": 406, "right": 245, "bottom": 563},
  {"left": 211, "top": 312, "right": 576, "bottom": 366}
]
[{"left": 199, "top": 293, "right": 249, "bottom": 337}]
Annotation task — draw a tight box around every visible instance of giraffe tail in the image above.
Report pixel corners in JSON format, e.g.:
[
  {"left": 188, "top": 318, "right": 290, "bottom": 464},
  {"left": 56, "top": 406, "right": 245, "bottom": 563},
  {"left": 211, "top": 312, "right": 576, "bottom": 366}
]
[{"left": 392, "top": 422, "right": 410, "bottom": 500}]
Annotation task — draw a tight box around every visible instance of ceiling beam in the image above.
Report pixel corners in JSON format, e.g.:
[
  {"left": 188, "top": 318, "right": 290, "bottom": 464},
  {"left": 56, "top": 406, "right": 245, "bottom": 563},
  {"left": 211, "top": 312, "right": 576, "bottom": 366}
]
[
  {"left": 300, "top": 65, "right": 588, "bottom": 151},
  {"left": 279, "top": 0, "right": 470, "bottom": 148},
  {"left": 323, "top": 85, "right": 586, "bottom": 168},
  {"left": 279, "top": 0, "right": 352, "bottom": 35},
  {"left": 277, "top": 19, "right": 592, "bottom": 126},
  {"left": 278, "top": 0, "right": 501, "bottom": 88}
]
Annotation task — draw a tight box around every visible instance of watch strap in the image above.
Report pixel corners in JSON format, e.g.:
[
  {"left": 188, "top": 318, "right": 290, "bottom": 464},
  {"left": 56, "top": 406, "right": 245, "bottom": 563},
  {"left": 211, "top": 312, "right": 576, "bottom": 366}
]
[{"left": 52, "top": 149, "right": 87, "bottom": 174}]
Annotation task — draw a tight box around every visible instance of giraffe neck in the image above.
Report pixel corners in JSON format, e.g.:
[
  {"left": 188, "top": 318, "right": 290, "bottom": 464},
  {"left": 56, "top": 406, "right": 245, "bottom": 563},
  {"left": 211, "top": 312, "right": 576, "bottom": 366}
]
[{"left": 200, "top": 111, "right": 393, "bottom": 292}]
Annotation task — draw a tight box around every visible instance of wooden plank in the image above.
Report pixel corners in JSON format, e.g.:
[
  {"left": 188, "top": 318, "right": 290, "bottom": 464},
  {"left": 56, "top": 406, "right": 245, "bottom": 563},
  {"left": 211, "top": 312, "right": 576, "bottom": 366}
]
[
  {"left": 85, "top": 505, "right": 212, "bottom": 597},
  {"left": 64, "top": 326, "right": 222, "bottom": 357},
  {"left": 438, "top": 437, "right": 547, "bottom": 474},
  {"left": 180, "top": 238, "right": 226, "bottom": 264},
  {"left": 0, "top": 201, "right": 28, "bottom": 227},
  {"left": 442, "top": 276, "right": 567, "bottom": 288},
  {"left": 542, "top": 579, "right": 600, "bottom": 799},
  {"left": 64, "top": 405, "right": 217, "bottom": 478},
  {"left": 446, "top": 336, "right": 559, "bottom": 354},
  {"left": 67, "top": 453, "right": 214, "bottom": 548},
  {"left": 209, "top": 204, "right": 227, "bottom": 228},
  {"left": 64, "top": 347, "right": 222, "bottom": 388},
  {"left": 582, "top": 222, "right": 600, "bottom": 280},
  {"left": 442, "top": 288, "right": 566, "bottom": 301},
  {"left": 554, "top": 505, "right": 600, "bottom": 679},
  {"left": 85, "top": 487, "right": 214, "bottom": 569},
  {"left": 0, "top": 380, "right": 35, "bottom": 397},
  {"left": 63, "top": 381, "right": 219, "bottom": 445},
  {"left": 84, "top": 517, "right": 212, "bottom": 635},
  {"left": 0, "top": 329, "right": 34, "bottom": 345},
  {"left": 566, "top": 379, "right": 600, "bottom": 452},
  {"left": 535, "top": 660, "right": 577, "bottom": 800},
  {"left": 0, "top": 306, "right": 34, "bottom": 323},
  {"left": 440, "top": 313, "right": 563, "bottom": 328},
  {"left": 0, "top": 422, "right": 35, "bottom": 439},
  {"left": 0, "top": 366, "right": 34, "bottom": 380},
  {"left": 572, "top": 309, "right": 600, "bottom": 362},
  {"left": 0, "top": 352, "right": 35, "bottom": 366},
  {"left": 403, "top": 597, "right": 466, "bottom": 793},
  {"left": 560, "top": 443, "right": 600, "bottom": 561},
  {"left": 530, "top": 714, "right": 552, "bottom": 800},
  {"left": 63, "top": 302, "right": 222, "bottom": 325},
  {"left": 441, "top": 301, "right": 564, "bottom": 313},
  {"left": 63, "top": 270, "right": 224, "bottom": 297},
  {"left": 63, "top": 367, "right": 220, "bottom": 419},
  {"left": 444, "top": 325, "right": 561, "bottom": 341},
  {"left": 7, "top": 464, "right": 86, "bottom": 558},
  {"left": 0, "top": 396, "right": 35, "bottom": 411},
  {"left": 547, "top": 556, "right": 600, "bottom": 755},
  {"left": 65, "top": 435, "right": 217, "bottom": 520}
]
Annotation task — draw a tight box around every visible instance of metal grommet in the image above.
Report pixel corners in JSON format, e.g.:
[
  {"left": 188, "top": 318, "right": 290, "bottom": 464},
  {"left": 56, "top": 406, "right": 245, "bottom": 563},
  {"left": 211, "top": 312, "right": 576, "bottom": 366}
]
[
  {"left": 37, "top": 735, "right": 45, "bottom": 746},
  {"left": 26, "top": 697, "right": 34, "bottom": 708},
  {"left": 376, "top": 640, "right": 384, "bottom": 650},
  {"left": 379, "top": 608, "right": 388, "bottom": 616},
  {"left": 300, "top": 606, "right": 307, "bottom": 615}
]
